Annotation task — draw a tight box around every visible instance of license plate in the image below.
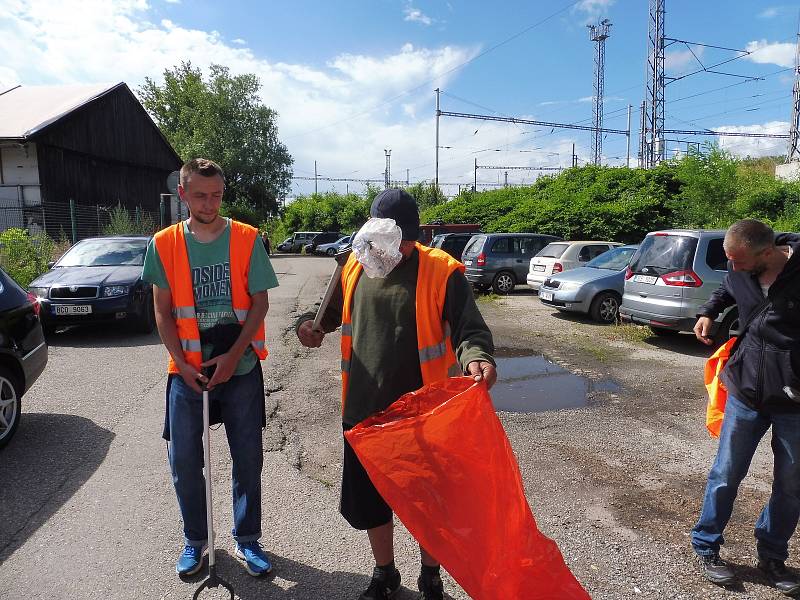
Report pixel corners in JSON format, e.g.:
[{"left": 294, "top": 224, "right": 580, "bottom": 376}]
[
  {"left": 540, "top": 291, "right": 553, "bottom": 301},
  {"left": 632, "top": 274, "right": 658, "bottom": 284},
  {"left": 54, "top": 304, "right": 92, "bottom": 315},
  {"left": 463, "top": 260, "right": 472, "bottom": 266},
  {"left": 533, "top": 265, "right": 546, "bottom": 272}
]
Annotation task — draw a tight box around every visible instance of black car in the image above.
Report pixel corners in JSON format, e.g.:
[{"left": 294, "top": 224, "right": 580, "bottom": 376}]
[
  {"left": 0, "top": 267, "right": 48, "bottom": 448},
  {"left": 28, "top": 236, "right": 155, "bottom": 334},
  {"left": 430, "top": 233, "right": 475, "bottom": 261}
]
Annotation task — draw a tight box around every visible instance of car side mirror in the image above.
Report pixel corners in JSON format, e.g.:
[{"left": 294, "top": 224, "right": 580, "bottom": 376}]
[{"left": 47, "top": 261, "right": 55, "bottom": 268}]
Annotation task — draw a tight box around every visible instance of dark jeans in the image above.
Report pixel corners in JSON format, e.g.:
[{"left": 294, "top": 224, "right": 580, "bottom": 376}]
[
  {"left": 167, "top": 365, "right": 264, "bottom": 547},
  {"left": 691, "top": 394, "right": 800, "bottom": 561}
]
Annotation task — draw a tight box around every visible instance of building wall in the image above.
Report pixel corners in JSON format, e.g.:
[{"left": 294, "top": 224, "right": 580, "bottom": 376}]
[{"left": 33, "top": 84, "right": 180, "bottom": 216}]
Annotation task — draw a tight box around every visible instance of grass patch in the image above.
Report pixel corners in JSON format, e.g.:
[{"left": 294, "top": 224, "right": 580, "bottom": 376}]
[
  {"left": 601, "top": 322, "right": 653, "bottom": 343},
  {"left": 476, "top": 292, "right": 502, "bottom": 303}
]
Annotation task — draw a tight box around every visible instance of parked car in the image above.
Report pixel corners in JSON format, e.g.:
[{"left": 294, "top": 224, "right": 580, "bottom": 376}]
[
  {"left": 527, "top": 241, "right": 621, "bottom": 291},
  {"left": 279, "top": 231, "right": 322, "bottom": 253},
  {"left": 316, "top": 234, "right": 353, "bottom": 256},
  {"left": 462, "top": 233, "right": 563, "bottom": 294},
  {"left": 419, "top": 222, "right": 481, "bottom": 245},
  {"left": 538, "top": 245, "right": 639, "bottom": 323},
  {"left": 430, "top": 233, "right": 474, "bottom": 261},
  {"left": 28, "top": 236, "right": 155, "bottom": 334},
  {"left": 304, "top": 231, "right": 345, "bottom": 255},
  {"left": 276, "top": 237, "right": 293, "bottom": 252},
  {"left": 0, "top": 267, "right": 48, "bottom": 448},
  {"left": 619, "top": 229, "right": 737, "bottom": 342}
]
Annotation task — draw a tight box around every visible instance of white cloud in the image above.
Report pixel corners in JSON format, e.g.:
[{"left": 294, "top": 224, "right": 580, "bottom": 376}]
[
  {"left": 666, "top": 46, "right": 704, "bottom": 72},
  {"left": 758, "top": 7, "right": 779, "bottom": 18},
  {"left": 716, "top": 121, "right": 789, "bottom": 158},
  {"left": 574, "top": 0, "right": 615, "bottom": 23},
  {"left": 404, "top": 5, "right": 433, "bottom": 26},
  {"left": 745, "top": 40, "right": 796, "bottom": 68},
  {"left": 165, "top": 0, "right": 180, "bottom": 4},
  {"left": 232, "top": 38, "right": 246, "bottom": 45},
  {"left": 0, "top": 0, "right": 487, "bottom": 192}
]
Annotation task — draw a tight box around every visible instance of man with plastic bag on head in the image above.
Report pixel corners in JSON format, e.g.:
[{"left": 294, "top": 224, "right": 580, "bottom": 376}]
[{"left": 296, "top": 188, "right": 497, "bottom": 599}]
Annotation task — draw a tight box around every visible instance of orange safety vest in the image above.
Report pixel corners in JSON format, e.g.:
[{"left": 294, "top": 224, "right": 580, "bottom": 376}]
[
  {"left": 704, "top": 337, "right": 737, "bottom": 438},
  {"left": 153, "top": 219, "right": 268, "bottom": 374},
  {"left": 339, "top": 242, "right": 465, "bottom": 414}
]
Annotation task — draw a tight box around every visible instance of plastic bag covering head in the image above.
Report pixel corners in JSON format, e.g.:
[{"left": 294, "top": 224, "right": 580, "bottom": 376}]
[
  {"left": 351, "top": 218, "right": 403, "bottom": 278},
  {"left": 345, "top": 377, "right": 591, "bottom": 600}
]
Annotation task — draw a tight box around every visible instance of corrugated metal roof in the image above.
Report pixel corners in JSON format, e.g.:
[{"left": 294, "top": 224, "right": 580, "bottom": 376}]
[{"left": 0, "top": 83, "right": 123, "bottom": 139}]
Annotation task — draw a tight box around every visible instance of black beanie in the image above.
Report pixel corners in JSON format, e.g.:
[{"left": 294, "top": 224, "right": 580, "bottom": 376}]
[{"left": 370, "top": 189, "right": 420, "bottom": 241}]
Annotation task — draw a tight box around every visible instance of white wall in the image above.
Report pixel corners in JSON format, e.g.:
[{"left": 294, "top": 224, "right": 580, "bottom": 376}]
[
  {"left": 776, "top": 162, "right": 800, "bottom": 183},
  {"left": 0, "top": 142, "right": 41, "bottom": 206}
]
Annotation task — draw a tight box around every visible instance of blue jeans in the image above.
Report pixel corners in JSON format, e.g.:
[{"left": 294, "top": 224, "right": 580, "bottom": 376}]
[
  {"left": 167, "top": 365, "right": 264, "bottom": 547},
  {"left": 691, "top": 394, "right": 800, "bottom": 561}
]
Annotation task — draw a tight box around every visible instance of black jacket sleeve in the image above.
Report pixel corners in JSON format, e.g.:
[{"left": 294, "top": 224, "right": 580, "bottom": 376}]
[{"left": 697, "top": 272, "right": 736, "bottom": 320}]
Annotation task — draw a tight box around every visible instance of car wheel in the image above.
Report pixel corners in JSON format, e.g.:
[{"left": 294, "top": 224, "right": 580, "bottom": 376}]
[
  {"left": 0, "top": 366, "right": 22, "bottom": 449},
  {"left": 649, "top": 326, "right": 679, "bottom": 336},
  {"left": 134, "top": 292, "right": 156, "bottom": 334},
  {"left": 590, "top": 292, "right": 621, "bottom": 324},
  {"left": 491, "top": 271, "right": 515, "bottom": 295},
  {"left": 326, "top": 248, "right": 336, "bottom": 256}
]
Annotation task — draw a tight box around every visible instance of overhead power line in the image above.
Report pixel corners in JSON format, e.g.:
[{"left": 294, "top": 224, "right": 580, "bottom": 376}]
[{"left": 439, "top": 110, "right": 629, "bottom": 135}]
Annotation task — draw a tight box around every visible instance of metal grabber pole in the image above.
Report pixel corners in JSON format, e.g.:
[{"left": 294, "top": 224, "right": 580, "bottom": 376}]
[{"left": 192, "top": 379, "right": 234, "bottom": 599}]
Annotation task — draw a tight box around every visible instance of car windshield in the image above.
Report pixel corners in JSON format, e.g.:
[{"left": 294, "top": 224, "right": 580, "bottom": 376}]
[
  {"left": 586, "top": 246, "right": 638, "bottom": 270},
  {"left": 57, "top": 239, "right": 148, "bottom": 267},
  {"left": 536, "top": 243, "right": 570, "bottom": 258},
  {"left": 629, "top": 235, "right": 698, "bottom": 274},
  {"left": 334, "top": 236, "right": 349, "bottom": 244}
]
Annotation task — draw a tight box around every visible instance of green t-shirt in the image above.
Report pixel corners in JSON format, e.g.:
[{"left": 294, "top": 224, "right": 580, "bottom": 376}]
[{"left": 142, "top": 219, "right": 279, "bottom": 375}]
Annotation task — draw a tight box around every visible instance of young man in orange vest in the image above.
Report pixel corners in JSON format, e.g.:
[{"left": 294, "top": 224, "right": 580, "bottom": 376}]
[
  {"left": 296, "top": 189, "right": 496, "bottom": 600},
  {"left": 143, "top": 158, "right": 279, "bottom": 578}
]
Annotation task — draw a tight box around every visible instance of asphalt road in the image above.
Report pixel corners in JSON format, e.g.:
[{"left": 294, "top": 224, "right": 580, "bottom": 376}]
[{"left": 1, "top": 255, "right": 795, "bottom": 600}]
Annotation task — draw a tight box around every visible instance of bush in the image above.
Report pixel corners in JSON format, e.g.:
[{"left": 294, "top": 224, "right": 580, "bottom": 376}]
[
  {"left": 0, "top": 228, "right": 55, "bottom": 287},
  {"left": 103, "top": 204, "right": 157, "bottom": 235}
]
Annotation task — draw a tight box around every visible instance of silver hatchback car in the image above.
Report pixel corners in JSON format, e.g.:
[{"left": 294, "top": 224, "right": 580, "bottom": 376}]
[{"left": 619, "top": 229, "right": 738, "bottom": 342}]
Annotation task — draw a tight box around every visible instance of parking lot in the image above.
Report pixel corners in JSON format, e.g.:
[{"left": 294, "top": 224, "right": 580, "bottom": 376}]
[{"left": 0, "top": 254, "right": 794, "bottom": 599}]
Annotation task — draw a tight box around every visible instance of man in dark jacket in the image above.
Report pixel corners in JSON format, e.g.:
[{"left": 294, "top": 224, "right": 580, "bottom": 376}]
[{"left": 690, "top": 219, "right": 800, "bottom": 595}]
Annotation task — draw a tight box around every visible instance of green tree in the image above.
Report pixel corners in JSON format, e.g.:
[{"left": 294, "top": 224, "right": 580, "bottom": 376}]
[{"left": 139, "top": 62, "right": 293, "bottom": 218}]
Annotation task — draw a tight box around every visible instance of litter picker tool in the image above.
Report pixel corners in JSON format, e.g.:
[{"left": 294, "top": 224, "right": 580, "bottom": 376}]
[
  {"left": 192, "top": 375, "right": 234, "bottom": 600},
  {"left": 312, "top": 247, "right": 352, "bottom": 331}
]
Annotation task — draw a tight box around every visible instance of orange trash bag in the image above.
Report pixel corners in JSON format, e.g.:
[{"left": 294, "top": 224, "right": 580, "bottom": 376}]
[
  {"left": 344, "top": 376, "right": 591, "bottom": 600},
  {"left": 704, "top": 337, "right": 737, "bottom": 438}
]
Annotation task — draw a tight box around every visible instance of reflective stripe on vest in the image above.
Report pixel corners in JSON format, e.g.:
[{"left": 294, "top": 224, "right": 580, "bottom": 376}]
[
  {"left": 153, "top": 219, "right": 268, "bottom": 374},
  {"left": 339, "top": 243, "right": 465, "bottom": 413}
]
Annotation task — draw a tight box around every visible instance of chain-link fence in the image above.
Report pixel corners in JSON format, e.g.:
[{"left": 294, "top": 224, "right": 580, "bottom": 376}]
[{"left": 0, "top": 200, "right": 184, "bottom": 287}]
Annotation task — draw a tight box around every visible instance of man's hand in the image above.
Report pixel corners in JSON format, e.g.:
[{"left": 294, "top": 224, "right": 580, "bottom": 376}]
[
  {"left": 202, "top": 351, "right": 240, "bottom": 390},
  {"left": 176, "top": 360, "right": 206, "bottom": 394},
  {"left": 297, "top": 319, "right": 325, "bottom": 348},
  {"left": 693, "top": 316, "right": 715, "bottom": 346},
  {"left": 466, "top": 360, "right": 497, "bottom": 389}
]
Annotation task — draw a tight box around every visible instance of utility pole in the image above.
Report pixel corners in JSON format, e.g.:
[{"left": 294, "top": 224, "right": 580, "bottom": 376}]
[
  {"left": 384, "top": 149, "right": 392, "bottom": 189},
  {"left": 473, "top": 158, "right": 477, "bottom": 191},
  {"left": 787, "top": 19, "right": 800, "bottom": 163},
  {"left": 504, "top": 171, "right": 508, "bottom": 187},
  {"left": 572, "top": 143, "right": 577, "bottom": 168},
  {"left": 314, "top": 160, "right": 318, "bottom": 194},
  {"left": 626, "top": 104, "right": 632, "bottom": 168},
  {"left": 406, "top": 169, "right": 410, "bottom": 186},
  {"left": 645, "top": 0, "right": 666, "bottom": 168},
  {"left": 638, "top": 100, "right": 647, "bottom": 168},
  {"left": 588, "top": 19, "right": 612, "bottom": 166},
  {"left": 435, "top": 88, "right": 441, "bottom": 190}
]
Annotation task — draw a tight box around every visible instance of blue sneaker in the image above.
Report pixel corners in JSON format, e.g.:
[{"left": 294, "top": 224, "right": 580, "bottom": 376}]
[
  {"left": 235, "top": 541, "right": 272, "bottom": 576},
  {"left": 176, "top": 544, "right": 206, "bottom": 576}
]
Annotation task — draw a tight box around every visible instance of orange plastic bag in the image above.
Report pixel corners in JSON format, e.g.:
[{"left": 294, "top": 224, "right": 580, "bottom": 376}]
[
  {"left": 344, "top": 377, "right": 591, "bottom": 600},
  {"left": 704, "top": 337, "right": 737, "bottom": 438}
]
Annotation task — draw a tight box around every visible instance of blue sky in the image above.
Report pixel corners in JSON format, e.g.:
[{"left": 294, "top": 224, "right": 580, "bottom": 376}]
[{"left": 1, "top": 0, "right": 797, "bottom": 197}]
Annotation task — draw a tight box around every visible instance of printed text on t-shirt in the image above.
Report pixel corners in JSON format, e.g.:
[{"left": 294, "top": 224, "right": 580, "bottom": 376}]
[{"left": 193, "top": 262, "right": 231, "bottom": 301}]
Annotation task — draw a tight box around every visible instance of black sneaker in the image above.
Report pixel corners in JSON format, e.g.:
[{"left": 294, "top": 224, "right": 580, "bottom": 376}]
[
  {"left": 359, "top": 566, "right": 401, "bottom": 600},
  {"left": 418, "top": 573, "right": 444, "bottom": 600},
  {"left": 697, "top": 553, "right": 736, "bottom": 586},
  {"left": 758, "top": 558, "right": 800, "bottom": 596}
]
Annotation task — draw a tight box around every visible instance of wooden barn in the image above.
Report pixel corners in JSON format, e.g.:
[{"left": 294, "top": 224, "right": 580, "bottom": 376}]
[{"left": 0, "top": 82, "right": 181, "bottom": 236}]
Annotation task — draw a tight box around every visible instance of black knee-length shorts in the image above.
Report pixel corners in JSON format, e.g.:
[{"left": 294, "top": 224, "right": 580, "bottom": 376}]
[{"left": 340, "top": 426, "right": 393, "bottom": 530}]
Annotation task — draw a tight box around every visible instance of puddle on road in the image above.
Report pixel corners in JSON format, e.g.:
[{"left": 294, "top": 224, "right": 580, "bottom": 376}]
[{"left": 491, "top": 349, "right": 620, "bottom": 413}]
